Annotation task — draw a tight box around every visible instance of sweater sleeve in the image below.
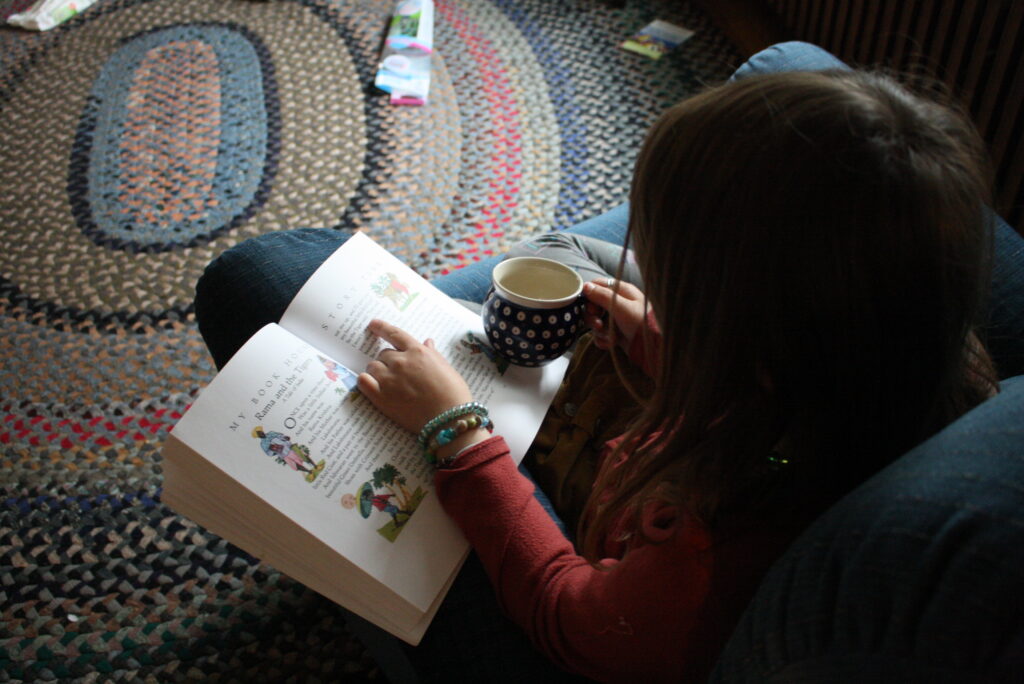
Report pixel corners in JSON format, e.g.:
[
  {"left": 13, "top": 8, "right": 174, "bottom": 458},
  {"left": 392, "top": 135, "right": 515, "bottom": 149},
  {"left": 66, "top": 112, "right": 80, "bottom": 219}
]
[{"left": 434, "top": 436, "right": 788, "bottom": 683}]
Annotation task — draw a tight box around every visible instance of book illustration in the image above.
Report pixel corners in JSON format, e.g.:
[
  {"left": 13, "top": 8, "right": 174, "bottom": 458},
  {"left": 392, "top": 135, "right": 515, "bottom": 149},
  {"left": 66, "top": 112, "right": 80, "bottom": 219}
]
[
  {"left": 371, "top": 272, "right": 420, "bottom": 311},
  {"left": 252, "top": 426, "right": 326, "bottom": 483},
  {"left": 459, "top": 331, "right": 509, "bottom": 375},
  {"left": 319, "top": 355, "right": 361, "bottom": 400},
  {"left": 342, "top": 463, "right": 427, "bottom": 542}
]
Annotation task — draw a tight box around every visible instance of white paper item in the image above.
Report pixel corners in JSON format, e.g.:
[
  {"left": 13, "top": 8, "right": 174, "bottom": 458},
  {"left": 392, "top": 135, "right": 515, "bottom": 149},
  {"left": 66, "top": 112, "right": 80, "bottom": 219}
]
[
  {"left": 375, "top": 52, "right": 432, "bottom": 106},
  {"left": 7, "top": 0, "right": 98, "bottom": 30},
  {"left": 375, "top": 0, "right": 435, "bottom": 106}
]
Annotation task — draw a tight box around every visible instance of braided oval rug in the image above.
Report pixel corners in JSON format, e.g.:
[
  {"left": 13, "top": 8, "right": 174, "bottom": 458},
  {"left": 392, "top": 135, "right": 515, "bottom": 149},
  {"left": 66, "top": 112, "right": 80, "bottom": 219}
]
[{"left": 0, "top": 0, "right": 739, "bottom": 680}]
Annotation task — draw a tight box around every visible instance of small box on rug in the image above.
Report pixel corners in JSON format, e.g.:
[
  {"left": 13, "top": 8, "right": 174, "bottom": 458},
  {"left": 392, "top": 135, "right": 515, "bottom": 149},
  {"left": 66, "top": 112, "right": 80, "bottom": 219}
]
[
  {"left": 621, "top": 19, "right": 695, "bottom": 60},
  {"left": 375, "top": 0, "right": 435, "bottom": 106}
]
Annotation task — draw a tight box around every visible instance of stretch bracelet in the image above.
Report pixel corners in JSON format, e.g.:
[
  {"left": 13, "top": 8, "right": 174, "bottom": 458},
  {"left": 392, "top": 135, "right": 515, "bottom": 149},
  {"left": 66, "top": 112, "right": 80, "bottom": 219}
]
[
  {"left": 417, "top": 402, "right": 490, "bottom": 453},
  {"left": 428, "top": 414, "right": 494, "bottom": 466}
]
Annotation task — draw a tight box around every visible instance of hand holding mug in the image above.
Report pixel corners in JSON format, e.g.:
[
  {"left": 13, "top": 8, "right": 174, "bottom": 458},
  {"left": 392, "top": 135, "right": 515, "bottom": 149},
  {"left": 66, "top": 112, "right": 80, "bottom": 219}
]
[{"left": 582, "top": 278, "right": 648, "bottom": 352}]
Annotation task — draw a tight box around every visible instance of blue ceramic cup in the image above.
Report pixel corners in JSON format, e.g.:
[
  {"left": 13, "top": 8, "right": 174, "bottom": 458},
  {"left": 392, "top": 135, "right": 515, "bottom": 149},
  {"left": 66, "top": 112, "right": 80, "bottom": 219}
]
[{"left": 482, "top": 257, "right": 585, "bottom": 367}]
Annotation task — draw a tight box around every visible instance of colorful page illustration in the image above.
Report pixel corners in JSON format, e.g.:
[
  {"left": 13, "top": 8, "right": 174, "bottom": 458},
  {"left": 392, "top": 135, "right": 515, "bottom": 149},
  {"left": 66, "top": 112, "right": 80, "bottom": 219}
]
[{"left": 171, "top": 324, "right": 460, "bottom": 614}]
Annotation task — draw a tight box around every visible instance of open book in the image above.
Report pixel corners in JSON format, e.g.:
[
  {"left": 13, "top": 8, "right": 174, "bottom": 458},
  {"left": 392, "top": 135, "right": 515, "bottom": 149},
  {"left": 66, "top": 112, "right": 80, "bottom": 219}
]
[{"left": 162, "top": 232, "right": 569, "bottom": 644}]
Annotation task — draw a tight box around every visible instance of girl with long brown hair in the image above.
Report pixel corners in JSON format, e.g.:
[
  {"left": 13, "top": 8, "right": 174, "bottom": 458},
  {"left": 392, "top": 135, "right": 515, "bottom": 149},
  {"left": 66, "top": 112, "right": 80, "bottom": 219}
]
[
  {"left": 354, "top": 65, "right": 997, "bottom": 682},
  {"left": 196, "top": 43, "right": 1018, "bottom": 683}
]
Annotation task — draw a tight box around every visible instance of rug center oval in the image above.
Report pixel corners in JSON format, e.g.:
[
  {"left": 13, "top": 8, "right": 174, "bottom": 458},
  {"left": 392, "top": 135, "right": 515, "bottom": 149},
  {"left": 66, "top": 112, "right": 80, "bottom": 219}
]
[{"left": 72, "top": 24, "right": 272, "bottom": 249}]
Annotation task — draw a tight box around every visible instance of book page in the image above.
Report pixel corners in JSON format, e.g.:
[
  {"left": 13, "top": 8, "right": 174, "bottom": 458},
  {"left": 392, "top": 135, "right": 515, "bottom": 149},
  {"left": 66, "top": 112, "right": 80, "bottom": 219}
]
[
  {"left": 170, "top": 323, "right": 467, "bottom": 614},
  {"left": 279, "top": 231, "right": 570, "bottom": 461}
]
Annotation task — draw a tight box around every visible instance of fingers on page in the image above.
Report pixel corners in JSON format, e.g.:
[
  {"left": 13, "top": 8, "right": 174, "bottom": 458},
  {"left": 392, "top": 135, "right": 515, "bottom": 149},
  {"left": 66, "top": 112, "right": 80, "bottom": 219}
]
[
  {"left": 364, "top": 359, "right": 388, "bottom": 377},
  {"left": 368, "top": 319, "right": 415, "bottom": 351},
  {"left": 356, "top": 372, "right": 381, "bottom": 397}
]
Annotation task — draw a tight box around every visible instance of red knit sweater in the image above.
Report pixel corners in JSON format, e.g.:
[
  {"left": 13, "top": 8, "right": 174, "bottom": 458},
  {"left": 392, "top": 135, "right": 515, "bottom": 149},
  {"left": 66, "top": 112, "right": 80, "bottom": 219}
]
[{"left": 434, "top": 319, "right": 806, "bottom": 682}]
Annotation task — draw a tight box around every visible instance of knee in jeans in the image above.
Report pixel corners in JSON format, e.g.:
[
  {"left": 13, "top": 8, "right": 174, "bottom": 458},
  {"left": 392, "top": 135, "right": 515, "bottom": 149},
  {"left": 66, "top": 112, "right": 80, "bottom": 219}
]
[
  {"left": 194, "top": 237, "right": 267, "bottom": 325},
  {"left": 196, "top": 228, "right": 348, "bottom": 328},
  {"left": 194, "top": 255, "right": 223, "bottom": 328},
  {"left": 509, "top": 232, "right": 581, "bottom": 256},
  {"left": 532, "top": 233, "right": 578, "bottom": 247}
]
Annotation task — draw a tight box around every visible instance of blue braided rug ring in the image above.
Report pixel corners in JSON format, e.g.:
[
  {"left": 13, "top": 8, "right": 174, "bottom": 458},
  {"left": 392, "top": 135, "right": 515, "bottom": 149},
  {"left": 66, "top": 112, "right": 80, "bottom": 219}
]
[
  {"left": 68, "top": 22, "right": 279, "bottom": 253},
  {"left": 0, "top": 0, "right": 390, "bottom": 332}
]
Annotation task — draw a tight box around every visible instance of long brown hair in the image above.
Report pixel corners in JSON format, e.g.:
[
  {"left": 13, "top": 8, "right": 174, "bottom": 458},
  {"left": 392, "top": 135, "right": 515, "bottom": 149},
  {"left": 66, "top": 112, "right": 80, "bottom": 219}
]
[{"left": 580, "top": 70, "right": 997, "bottom": 557}]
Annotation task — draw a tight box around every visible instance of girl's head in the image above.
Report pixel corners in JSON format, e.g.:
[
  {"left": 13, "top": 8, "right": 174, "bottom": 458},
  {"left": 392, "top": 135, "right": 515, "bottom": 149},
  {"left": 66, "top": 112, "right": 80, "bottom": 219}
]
[{"left": 584, "top": 70, "right": 996, "bottom": 549}]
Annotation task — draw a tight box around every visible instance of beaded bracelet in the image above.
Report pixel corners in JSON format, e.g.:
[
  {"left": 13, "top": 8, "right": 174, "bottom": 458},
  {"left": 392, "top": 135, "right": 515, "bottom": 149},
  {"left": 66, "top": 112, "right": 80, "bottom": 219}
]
[
  {"left": 427, "top": 414, "right": 494, "bottom": 466},
  {"left": 417, "top": 402, "right": 490, "bottom": 454}
]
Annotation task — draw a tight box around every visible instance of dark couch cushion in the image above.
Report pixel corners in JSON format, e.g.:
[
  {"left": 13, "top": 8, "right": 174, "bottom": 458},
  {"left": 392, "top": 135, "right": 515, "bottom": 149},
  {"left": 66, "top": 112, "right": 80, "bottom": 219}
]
[{"left": 712, "top": 376, "right": 1024, "bottom": 683}]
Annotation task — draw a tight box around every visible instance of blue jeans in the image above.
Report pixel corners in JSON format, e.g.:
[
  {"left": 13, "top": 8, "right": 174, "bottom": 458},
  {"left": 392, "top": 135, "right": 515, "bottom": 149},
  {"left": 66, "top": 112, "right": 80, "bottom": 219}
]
[{"left": 192, "top": 42, "right": 1024, "bottom": 682}]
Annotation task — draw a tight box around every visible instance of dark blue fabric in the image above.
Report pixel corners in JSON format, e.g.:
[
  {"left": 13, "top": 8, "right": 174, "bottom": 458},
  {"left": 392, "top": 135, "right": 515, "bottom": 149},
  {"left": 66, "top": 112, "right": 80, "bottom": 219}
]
[
  {"left": 987, "top": 212, "right": 1024, "bottom": 377},
  {"left": 711, "top": 376, "right": 1024, "bottom": 684},
  {"left": 195, "top": 227, "right": 354, "bottom": 370}
]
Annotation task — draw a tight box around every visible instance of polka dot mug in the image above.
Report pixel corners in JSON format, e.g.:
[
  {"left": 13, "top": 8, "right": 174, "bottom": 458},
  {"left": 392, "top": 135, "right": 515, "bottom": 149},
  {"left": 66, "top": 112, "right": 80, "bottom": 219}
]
[{"left": 482, "top": 257, "right": 585, "bottom": 367}]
